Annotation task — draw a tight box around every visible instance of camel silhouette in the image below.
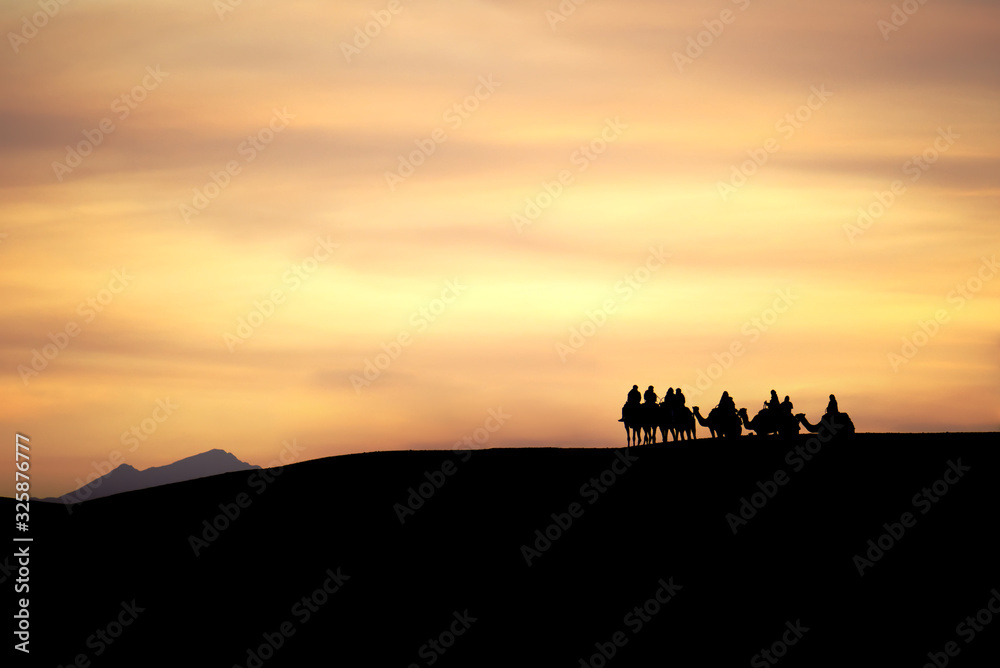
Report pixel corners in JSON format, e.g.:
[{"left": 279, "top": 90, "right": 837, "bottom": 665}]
[
  {"left": 620, "top": 399, "right": 696, "bottom": 447},
  {"left": 661, "top": 403, "right": 696, "bottom": 441},
  {"left": 625, "top": 390, "right": 853, "bottom": 443},
  {"left": 737, "top": 406, "right": 800, "bottom": 438},
  {"left": 620, "top": 403, "right": 643, "bottom": 448},
  {"left": 796, "top": 411, "right": 855, "bottom": 439},
  {"left": 691, "top": 405, "right": 742, "bottom": 438},
  {"left": 640, "top": 402, "right": 659, "bottom": 445}
]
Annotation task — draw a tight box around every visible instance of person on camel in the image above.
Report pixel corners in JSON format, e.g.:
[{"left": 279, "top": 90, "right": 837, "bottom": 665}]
[
  {"left": 675, "top": 387, "right": 686, "bottom": 408},
  {"left": 826, "top": 394, "right": 839, "bottom": 416},
  {"left": 766, "top": 389, "right": 780, "bottom": 412},
  {"left": 644, "top": 385, "right": 658, "bottom": 404},
  {"left": 718, "top": 391, "right": 736, "bottom": 414},
  {"left": 780, "top": 394, "right": 794, "bottom": 416},
  {"left": 620, "top": 384, "right": 642, "bottom": 422}
]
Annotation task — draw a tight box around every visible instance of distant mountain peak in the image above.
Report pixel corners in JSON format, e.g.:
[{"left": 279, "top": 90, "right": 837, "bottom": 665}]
[{"left": 47, "top": 450, "right": 261, "bottom": 504}]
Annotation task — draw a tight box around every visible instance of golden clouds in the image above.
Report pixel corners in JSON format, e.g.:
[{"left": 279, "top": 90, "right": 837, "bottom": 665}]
[{"left": 1, "top": 0, "right": 998, "bottom": 496}]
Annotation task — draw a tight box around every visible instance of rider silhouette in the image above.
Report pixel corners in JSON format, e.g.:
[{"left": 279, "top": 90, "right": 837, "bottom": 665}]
[
  {"left": 644, "top": 385, "right": 658, "bottom": 404},
  {"left": 826, "top": 394, "right": 839, "bottom": 415},
  {"left": 627, "top": 385, "right": 641, "bottom": 405},
  {"left": 766, "top": 390, "right": 780, "bottom": 411}
]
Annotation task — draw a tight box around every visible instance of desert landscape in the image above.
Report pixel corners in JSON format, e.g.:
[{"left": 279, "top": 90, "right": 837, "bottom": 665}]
[
  {"left": 9, "top": 431, "right": 1000, "bottom": 666},
  {"left": 3, "top": 0, "right": 998, "bottom": 665}
]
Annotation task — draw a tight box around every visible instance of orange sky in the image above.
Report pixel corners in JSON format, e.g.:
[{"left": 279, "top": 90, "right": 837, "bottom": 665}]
[{"left": 2, "top": 0, "right": 998, "bottom": 498}]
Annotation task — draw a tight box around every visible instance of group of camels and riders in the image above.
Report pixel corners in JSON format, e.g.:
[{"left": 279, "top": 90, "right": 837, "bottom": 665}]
[{"left": 618, "top": 385, "right": 855, "bottom": 448}]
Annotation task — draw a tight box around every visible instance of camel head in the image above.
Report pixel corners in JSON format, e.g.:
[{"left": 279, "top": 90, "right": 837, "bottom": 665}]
[
  {"left": 737, "top": 407, "right": 748, "bottom": 418},
  {"left": 692, "top": 406, "right": 700, "bottom": 414}
]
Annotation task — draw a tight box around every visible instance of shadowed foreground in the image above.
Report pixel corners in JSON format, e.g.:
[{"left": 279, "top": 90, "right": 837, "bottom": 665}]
[{"left": 7, "top": 433, "right": 999, "bottom": 666}]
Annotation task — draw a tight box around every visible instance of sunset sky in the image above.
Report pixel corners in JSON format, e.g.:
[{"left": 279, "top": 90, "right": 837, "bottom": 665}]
[{"left": 2, "top": 0, "right": 998, "bottom": 498}]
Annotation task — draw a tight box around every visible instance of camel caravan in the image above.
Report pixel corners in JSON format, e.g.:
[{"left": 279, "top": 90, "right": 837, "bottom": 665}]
[{"left": 618, "top": 385, "right": 855, "bottom": 448}]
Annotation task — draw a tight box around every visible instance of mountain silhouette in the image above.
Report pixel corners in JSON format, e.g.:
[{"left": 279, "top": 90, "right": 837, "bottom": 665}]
[
  {"left": 39, "top": 448, "right": 260, "bottom": 504},
  {"left": 9, "top": 433, "right": 999, "bottom": 666}
]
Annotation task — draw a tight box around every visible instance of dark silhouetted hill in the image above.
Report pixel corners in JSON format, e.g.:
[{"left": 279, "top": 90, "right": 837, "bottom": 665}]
[{"left": 6, "top": 433, "right": 999, "bottom": 666}]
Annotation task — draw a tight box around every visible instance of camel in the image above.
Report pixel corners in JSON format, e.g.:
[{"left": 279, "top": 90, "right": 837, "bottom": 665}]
[
  {"left": 622, "top": 401, "right": 691, "bottom": 447},
  {"left": 619, "top": 403, "right": 642, "bottom": 448},
  {"left": 640, "top": 401, "right": 660, "bottom": 445},
  {"left": 738, "top": 406, "right": 800, "bottom": 438},
  {"left": 692, "top": 406, "right": 742, "bottom": 438},
  {"left": 797, "top": 411, "right": 855, "bottom": 439},
  {"left": 671, "top": 406, "right": 697, "bottom": 441},
  {"left": 662, "top": 404, "right": 696, "bottom": 441}
]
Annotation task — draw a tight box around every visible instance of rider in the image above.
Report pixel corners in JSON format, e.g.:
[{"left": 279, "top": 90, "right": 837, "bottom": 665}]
[
  {"left": 780, "top": 395, "right": 794, "bottom": 416},
  {"left": 644, "top": 385, "right": 658, "bottom": 404},
  {"left": 620, "top": 384, "right": 641, "bottom": 422},
  {"left": 767, "top": 389, "right": 780, "bottom": 411},
  {"left": 826, "top": 394, "right": 839, "bottom": 415},
  {"left": 718, "top": 391, "right": 736, "bottom": 414},
  {"left": 674, "top": 387, "right": 686, "bottom": 408}
]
